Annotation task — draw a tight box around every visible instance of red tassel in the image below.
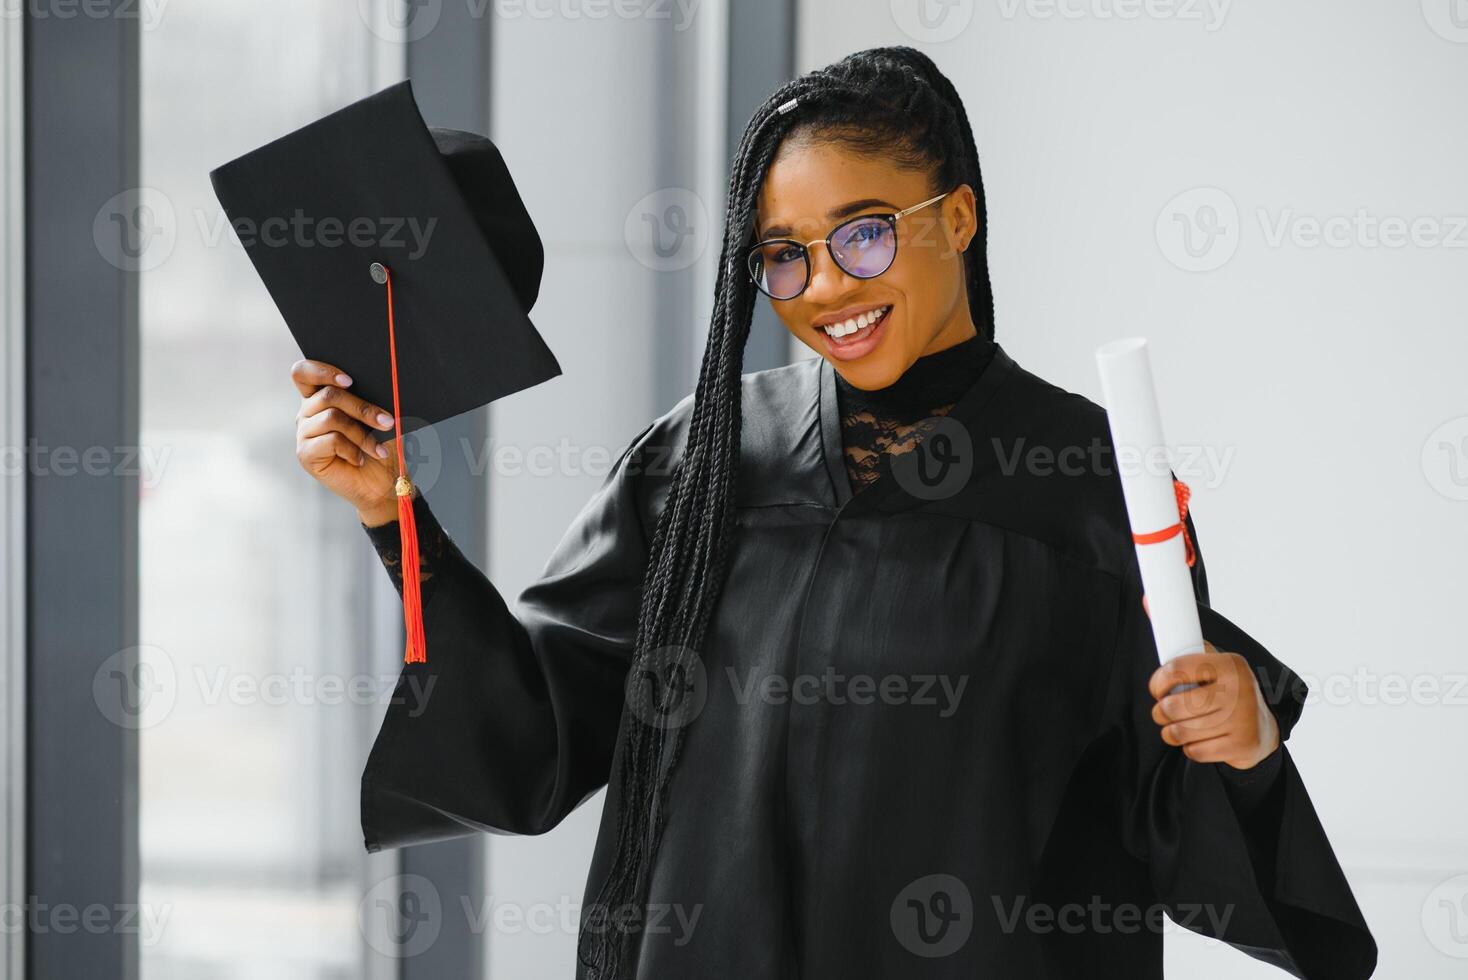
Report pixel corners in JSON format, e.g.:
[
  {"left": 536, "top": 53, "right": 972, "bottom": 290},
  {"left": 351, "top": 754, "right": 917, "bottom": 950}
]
[
  {"left": 1173, "top": 477, "right": 1196, "bottom": 568},
  {"left": 397, "top": 476, "right": 427, "bottom": 664},
  {"left": 378, "top": 263, "right": 427, "bottom": 664},
  {"left": 1131, "top": 476, "right": 1196, "bottom": 568}
]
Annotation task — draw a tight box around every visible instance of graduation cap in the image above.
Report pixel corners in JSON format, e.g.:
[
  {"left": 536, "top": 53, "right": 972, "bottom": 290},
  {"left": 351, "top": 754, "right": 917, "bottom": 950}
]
[{"left": 209, "top": 80, "right": 562, "bottom": 664}]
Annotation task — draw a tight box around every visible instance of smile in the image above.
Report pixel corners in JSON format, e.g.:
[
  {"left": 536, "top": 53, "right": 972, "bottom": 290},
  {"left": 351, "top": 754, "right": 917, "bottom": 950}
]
[
  {"left": 818, "top": 304, "right": 891, "bottom": 339},
  {"left": 815, "top": 304, "right": 892, "bottom": 361}
]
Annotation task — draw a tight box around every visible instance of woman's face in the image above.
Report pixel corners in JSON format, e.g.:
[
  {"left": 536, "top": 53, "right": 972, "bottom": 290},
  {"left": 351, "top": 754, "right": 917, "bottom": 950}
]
[{"left": 753, "top": 137, "right": 981, "bottom": 390}]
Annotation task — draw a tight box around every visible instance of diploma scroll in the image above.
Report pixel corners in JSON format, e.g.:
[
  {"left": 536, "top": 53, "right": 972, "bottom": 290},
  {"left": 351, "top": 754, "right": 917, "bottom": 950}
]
[{"left": 1095, "top": 337, "right": 1205, "bottom": 668}]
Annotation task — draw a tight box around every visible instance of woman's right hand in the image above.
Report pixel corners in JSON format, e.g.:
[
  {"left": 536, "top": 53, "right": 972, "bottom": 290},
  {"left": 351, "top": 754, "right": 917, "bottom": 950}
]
[{"left": 292, "top": 358, "right": 403, "bottom": 526}]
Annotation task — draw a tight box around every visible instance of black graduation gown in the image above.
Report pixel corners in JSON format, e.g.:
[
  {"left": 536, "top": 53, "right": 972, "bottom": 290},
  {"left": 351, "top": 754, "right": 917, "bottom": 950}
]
[{"left": 360, "top": 342, "right": 1378, "bottom": 978}]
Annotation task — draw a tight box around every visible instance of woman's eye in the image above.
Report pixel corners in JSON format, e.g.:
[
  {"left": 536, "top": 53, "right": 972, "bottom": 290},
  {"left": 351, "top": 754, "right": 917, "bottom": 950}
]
[
  {"left": 773, "top": 245, "right": 804, "bottom": 264},
  {"left": 841, "top": 221, "right": 884, "bottom": 248}
]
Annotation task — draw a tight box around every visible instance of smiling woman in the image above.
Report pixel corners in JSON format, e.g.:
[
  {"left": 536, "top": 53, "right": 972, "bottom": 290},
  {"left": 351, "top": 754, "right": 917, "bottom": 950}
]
[
  {"left": 752, "top": 171, "right": 975, "bottom": 381},
  {"left": 346, "top": 45, "right": 1378, "bottom": 980},
  {"left": 750, "top": 99, "right": 989, "bottom": 389}
]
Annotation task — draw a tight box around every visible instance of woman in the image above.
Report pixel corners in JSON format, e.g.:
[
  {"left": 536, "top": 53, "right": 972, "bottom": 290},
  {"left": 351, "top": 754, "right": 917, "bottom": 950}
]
[{"left": 291, "top": 47, "right": 1375, "bottom": 979}]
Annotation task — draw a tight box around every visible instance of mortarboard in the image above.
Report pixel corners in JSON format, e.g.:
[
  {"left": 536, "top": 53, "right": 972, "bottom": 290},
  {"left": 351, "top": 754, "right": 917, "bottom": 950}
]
[{"left": 209, "top": 79, "right": 561, "bottom": 665}]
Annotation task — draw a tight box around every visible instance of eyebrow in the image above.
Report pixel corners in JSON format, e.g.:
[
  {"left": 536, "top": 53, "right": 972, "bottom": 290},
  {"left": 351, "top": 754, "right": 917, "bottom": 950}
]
[{"left": 758, "top": 198, "right": 898, "bottom": 241}]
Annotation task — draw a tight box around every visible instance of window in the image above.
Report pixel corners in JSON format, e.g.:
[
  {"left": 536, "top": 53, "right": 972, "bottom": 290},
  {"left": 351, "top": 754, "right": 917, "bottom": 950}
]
[{"left": 139, "top": 8, "right": 402, "bottom": 979}]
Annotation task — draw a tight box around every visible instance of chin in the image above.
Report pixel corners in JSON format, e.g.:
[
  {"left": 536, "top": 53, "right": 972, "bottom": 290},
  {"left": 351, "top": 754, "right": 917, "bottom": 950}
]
[{"left": 831, "top": 356, "right": 905, "bottom": 391}]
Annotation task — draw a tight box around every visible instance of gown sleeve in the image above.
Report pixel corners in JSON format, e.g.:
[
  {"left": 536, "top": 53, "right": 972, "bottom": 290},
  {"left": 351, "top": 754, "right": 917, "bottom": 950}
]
[
  {"left": 1105, "top": 476, "right": 1379, "bottom": 978},
  {"left": 362, "top": 488, "right": 450, "bottom": 612},
  {"left": 357, "top": 418, "right": 660, "bottom": 852}
]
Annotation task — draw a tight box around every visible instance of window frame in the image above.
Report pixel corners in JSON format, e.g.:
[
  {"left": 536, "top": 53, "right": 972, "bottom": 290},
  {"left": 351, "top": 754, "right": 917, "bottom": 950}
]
[{"left": 2, "top": 7, "right": 25, "bottom": 979}]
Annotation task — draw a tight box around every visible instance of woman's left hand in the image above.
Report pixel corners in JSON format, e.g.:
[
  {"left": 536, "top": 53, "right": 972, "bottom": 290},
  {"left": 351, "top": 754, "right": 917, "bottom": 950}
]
[{"left": 1147, "top": 640, "right": 1282, "bottom": 770}]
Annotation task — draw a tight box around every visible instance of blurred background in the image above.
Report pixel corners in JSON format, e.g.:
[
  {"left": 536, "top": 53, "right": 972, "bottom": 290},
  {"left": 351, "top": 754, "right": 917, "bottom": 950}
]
[{"left": 3, "top": 1, "right": 1465, "bottom": 978}]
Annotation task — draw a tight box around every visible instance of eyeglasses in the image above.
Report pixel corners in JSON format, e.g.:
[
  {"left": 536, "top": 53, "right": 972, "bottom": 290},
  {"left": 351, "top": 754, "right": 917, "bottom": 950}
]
[{"left": 746, "top": 189, "right": 954, "bottom": 301}]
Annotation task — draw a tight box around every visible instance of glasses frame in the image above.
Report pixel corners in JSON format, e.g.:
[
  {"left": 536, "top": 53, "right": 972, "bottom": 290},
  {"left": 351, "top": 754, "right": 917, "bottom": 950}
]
[{"left": 746, "top": 188, "right": 955, "bottom": 301}]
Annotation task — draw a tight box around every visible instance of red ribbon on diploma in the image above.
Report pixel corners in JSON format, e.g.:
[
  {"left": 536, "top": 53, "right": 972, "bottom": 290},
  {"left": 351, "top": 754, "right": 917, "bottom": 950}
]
[{"left": 1131, "top": 477, "right": 1196, "bottom": 568}]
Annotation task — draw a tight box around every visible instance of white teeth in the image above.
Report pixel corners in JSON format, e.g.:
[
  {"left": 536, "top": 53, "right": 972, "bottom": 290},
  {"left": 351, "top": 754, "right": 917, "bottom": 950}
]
[{"left": 821, "top": 305, "right": 890, "bottom": 338}]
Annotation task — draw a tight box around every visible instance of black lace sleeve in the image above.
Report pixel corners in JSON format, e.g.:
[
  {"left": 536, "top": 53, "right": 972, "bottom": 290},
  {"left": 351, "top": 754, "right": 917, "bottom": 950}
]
[{"left": 361, "top": 489, "right": 450, "bottom": 611}]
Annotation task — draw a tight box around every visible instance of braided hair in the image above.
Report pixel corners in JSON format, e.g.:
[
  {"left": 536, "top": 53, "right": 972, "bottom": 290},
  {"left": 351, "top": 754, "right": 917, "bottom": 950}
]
[{"left": 577, "top": 45, "right": 996, "bottom": 978}]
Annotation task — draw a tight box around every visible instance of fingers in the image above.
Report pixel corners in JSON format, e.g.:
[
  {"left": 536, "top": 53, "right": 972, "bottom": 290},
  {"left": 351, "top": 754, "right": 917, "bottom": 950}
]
[
  {"left": 1147, "top": 652, "right": 1225, "bottom": 702},
  {"left": 297, "top": 430, "right": 367, "bottom": 471},
  {"left": 1158, "top": 717, "right": 1232, "bottom": 748},
  {"left": 299, "top": 406, "right": 391, "bottom": 462},
  {"left": 291, "top": 358, "right": 354, "bottom": 398},
  {"left": 1173, "top": 732, "right": 1236, "bottom": 763},
  {"left": 1149, "top": 648, "right": 1267, "bottom": 764},
  {"left": 296, "top": 379, "right": 397, "bottom": 435},
  {"left": 1151, "top": 680, "right": 1233, "bottom": 726}
]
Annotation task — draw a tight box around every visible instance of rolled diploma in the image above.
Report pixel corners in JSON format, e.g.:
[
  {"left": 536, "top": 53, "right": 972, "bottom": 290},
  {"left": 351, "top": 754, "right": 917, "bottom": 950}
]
[{"left": 1095, "top": 337, "right": 1204, "bottom": 665}]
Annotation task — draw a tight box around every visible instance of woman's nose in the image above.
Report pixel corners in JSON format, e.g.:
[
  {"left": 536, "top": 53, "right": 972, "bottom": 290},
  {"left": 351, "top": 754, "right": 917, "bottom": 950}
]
[{"left": 803, "top": 243, "right": 857, "bottom": 302}]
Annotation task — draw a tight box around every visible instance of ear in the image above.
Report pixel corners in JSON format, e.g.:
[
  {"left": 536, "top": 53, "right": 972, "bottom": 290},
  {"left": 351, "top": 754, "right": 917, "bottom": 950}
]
[{"left": 946, "top": 182, "right": 979, "bottom": 254}]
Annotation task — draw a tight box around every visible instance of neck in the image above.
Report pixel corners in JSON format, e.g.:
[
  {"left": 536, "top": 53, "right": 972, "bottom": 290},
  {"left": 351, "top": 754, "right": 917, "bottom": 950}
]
[
  {"left": 918, "top": 302, "right": 981, "bottom": 358},
  {"left": 834, "top": 330, "right": 995, "bottom": 419}
]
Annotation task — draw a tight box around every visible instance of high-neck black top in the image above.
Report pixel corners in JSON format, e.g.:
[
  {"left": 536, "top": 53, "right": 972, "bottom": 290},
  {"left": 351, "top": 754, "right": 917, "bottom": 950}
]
[{"left": 833, "top": 331, "right": 997, "bottom": 493}]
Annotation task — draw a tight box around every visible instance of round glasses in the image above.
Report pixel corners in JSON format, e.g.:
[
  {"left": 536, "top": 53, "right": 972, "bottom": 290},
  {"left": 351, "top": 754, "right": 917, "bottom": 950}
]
[{"left": 746, "top": 189, "right": 954, "bottom": 301}]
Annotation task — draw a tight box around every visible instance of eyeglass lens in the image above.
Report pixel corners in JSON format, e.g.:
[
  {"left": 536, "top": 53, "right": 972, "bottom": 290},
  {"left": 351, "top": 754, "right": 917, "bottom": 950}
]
[{"left": 749, "top": 215, "right": 897, "bottom": 300}]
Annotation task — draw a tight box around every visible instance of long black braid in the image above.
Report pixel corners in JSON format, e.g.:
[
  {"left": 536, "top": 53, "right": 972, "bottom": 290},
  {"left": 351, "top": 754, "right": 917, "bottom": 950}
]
[{"left": 577, "top": 46, "right": 996, "bottom": 978}]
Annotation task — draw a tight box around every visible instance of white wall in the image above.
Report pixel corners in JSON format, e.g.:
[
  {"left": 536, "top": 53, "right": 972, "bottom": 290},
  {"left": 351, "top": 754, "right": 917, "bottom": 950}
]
[{"left": 793, "top": 4, "right": 1467, "bottom": 977}]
